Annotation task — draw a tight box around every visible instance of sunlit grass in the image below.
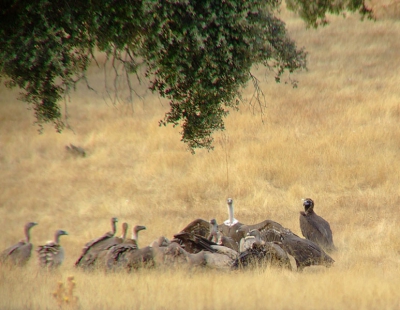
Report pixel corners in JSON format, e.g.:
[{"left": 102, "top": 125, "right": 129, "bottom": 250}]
[{"left": 1, "top": 7, "right": 400, "bottom": 310}]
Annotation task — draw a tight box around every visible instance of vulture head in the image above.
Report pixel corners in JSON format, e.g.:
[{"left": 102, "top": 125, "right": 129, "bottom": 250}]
[
  {"left": 56, "top": 230, "right": 69, "bottom": 237},
  {"left": 134, "top": 225, "right": 146, "bottom": 233},
  {"left": 302, "top": 198, "right": 314, "bottom": 214},
  {"left": 26, "top": 222, "right": 38, "bottom": 229}
]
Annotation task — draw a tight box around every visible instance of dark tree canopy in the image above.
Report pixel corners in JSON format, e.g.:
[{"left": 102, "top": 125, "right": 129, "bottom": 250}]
[{"left": 0, "top": 0, "right": 372, "bottom": 152}]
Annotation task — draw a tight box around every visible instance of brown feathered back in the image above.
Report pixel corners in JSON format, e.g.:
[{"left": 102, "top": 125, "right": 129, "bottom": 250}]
[
  {"left": 37, "top": 230, "right": 68, "bottom": 268},
  {"left": 75, "top": 217, "right": 121, "bottom": 269}
]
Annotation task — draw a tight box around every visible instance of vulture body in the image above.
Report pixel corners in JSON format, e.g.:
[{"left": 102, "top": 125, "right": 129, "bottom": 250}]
[
  {"left": 237, "top": 219, "right": 291, "bottom": 253},
  {"left": 238, "top": 219, "right": 291, "bottom": 236},
  {"left": 203, "top": 251, "right": 235, "bottom": 270},
  {"left": 219, "top": 235, "right": 239, "bottom": 252},
  {"left": 300, "top": 198, "right": 336, "bottom": 252},
  {"left": 1, "top": 222, "right": 38, "bottom": 266},
  {"left": 179, "top": 218, "right": 211, "bottom": 238},
  {"left": 171, "top": 231, "right": 217, "bottom": 254},
  {"left": 151, "top": 242, "right": 235, "bottom": 270},
  {"left": 117, "top": 246, "right": 155, "bottom": 271},
  {"left": 153, "top": 242, "right": 191, "bottom": 267},
  {"left": 75, "top": 217, "right": 123, "bottom": 270},
  {"left": 150, "top": 236, "right": 171, "bottom": 248},
  {"left": 263, "top": 229, "right": 335, "bottom": 271},
  {"left": 209, "top": 218, "right": 239, "bottom": 252},
  {"left": 210, "top": 245, "right": 239, "bottom": 261},
  {"left": 232, "top": 230, "right": 292, "bottom": 270},
  {"left": 172, "top": 219, "right": 218, "bottom": 254},
  {"left": 37, "top": 230, "right": 68, "bottom": 268},
  {"left": 106, "top": 225, "right": 146, "bottom": 271},
  {"left": 159, "top": 243, "right": 235, "bottom": 270},
  {"left": 239, "top": 235, "right": 257, "bottom": 253}
]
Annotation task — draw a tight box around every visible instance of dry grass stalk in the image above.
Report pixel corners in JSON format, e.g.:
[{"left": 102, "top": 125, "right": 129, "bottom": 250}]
[{"left": 52, "top": 276, "right": 79, "bottom": 309}]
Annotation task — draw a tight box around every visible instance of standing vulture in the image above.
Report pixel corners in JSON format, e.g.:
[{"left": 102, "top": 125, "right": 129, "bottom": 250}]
[
  {"left": 75, "top": 217, "right": 124, "bottom": 270},
  {"left": 106, "top": 225, "right": 146, "bottom": 270},
  {"left": 217, "top": 198, "right": 244, "bottom": 243},
  {"left": 0, "top": 222, "right": 38, "bottom": 266},
  {"left": 37, "top": 230, "right": 68, "bottom": 268},
  {"left": 300, "top": 198, "right": 336, "bottom": 252}
]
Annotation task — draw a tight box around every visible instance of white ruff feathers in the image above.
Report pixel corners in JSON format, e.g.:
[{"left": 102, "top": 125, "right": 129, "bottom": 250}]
[{"left": 223, "top": 218, "right": 239, "bottom": 226}]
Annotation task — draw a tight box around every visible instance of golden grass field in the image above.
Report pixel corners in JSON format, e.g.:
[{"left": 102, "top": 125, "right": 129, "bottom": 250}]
[{"left": 1, "top": 5, "right": 400, "bottom": 310}]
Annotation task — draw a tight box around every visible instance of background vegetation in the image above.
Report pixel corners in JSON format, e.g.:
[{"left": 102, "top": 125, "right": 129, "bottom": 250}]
[{"left": 1, "top": 3, "right": 400, "bottom": 309}]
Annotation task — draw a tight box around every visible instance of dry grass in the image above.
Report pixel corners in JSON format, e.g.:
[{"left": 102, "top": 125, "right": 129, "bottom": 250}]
[{"left": 1, "top": 8, "right": 400, "bottom": 310}]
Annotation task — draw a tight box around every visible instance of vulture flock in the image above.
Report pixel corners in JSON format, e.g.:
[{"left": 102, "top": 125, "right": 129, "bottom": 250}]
[{"left": 1, "top": 198, "right": 336, "bottom": 272}]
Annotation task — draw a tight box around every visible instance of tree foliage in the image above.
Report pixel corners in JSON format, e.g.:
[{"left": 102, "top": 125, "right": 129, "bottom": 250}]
[
  {"left": 286, "top": 0, "right": 374, "bottom": 28},
  {"left": 0, "top": 0, "right": 372, "bottom": 152}
]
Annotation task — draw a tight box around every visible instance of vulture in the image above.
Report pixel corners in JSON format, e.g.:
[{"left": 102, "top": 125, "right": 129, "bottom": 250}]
[
  {"left": 202, "top": 251, "right": 235, "bottom": 270},
  {"left": 179, "top": 218, "right": 211, "bottom": 238},
  {"left": 75, "top": 217, "right": 124, "bottom": 270},
  {"left": 150, "top": 236, "right": 171, "bottom": 248},
  {"left": 208, "top": 219, "right": 219, "bottom": 243},
  {"left": 209, "top": 218, "right": 239, "bottom": 252},
  {"left": 239, "top": 234, "right": 257, "bottom": 253},
  {"left": 210, "top": 245, "right": 239, "bottom": 261},
  {"left": 156, "top": 243, "right": 235, "bottom": 270},
  {"left": 217, "top": 198, "right": 245, "bottom": 243},
  {"left": 172, "top": 218, "right": 218, "bottom": 254},
  {"left": 237, "top": 219, "right": 290, "bottom": 253},
  {"left": 171, "top": 231, "right": 217, "bottom": 254},
  {"left": 300, "top": 198, "right": 336, "bottom": 252},
  {"left": 37, "top": 230, "right": 68, "bottom": 268},
  {"left": 232, "top": 229, "right": 292, "bottom": 270},
  {"left": 1, "top": 222, "right": 38, "bottom": 266},
  {"left": 219, "top": 235, "right": 239, "bottom": 252},
  {"left": 262, "top": 229, "right": 335, "bottom": 271},
  {"left": 238, "top": 219, "right": 291, "bottom": 236},
  {"left": 121, "top": 246, "right": 156, "bottom": 271},
  {"left": 106, "top": 225, "right": 146, "bottom": 270},
  {"left": 153, "top": 242, "right": 191, "bottom": 268}
]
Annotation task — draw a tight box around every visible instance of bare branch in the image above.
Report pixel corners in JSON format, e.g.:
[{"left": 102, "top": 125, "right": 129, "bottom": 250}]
[{"left": 248, "top": 73, "right": 268, "bottom": 124}]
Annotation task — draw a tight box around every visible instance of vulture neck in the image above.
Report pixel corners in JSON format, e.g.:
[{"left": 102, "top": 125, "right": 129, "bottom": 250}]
[
  {"left": 24, "top": 225, "right": 31, "bottom": 243},
  {"left": 224, "top": 202, "right": 238, "bottom": 226},
  {"left": 111, "top": 220, "right": 117, "bottom": 236},
  {"left": 120, "top": 225, "right": 128, "bottom": 239},
  {"left": 209, "top": 221, "right": 220, "bottom": 243},
  {"left": 54, "top": 232, "right": 61, "bottom": 244},
  {"left": 132, "top": 229, "right": 139, "bottom": 242},
  {"left": 305, "top": 207, "right": 314, "bottom": 215},
  {"left": 216, "top": 232, "right": 223, "bottom": 245},
  {"left": 253, "top": 231, "right": 262, "bottom": 244}
]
